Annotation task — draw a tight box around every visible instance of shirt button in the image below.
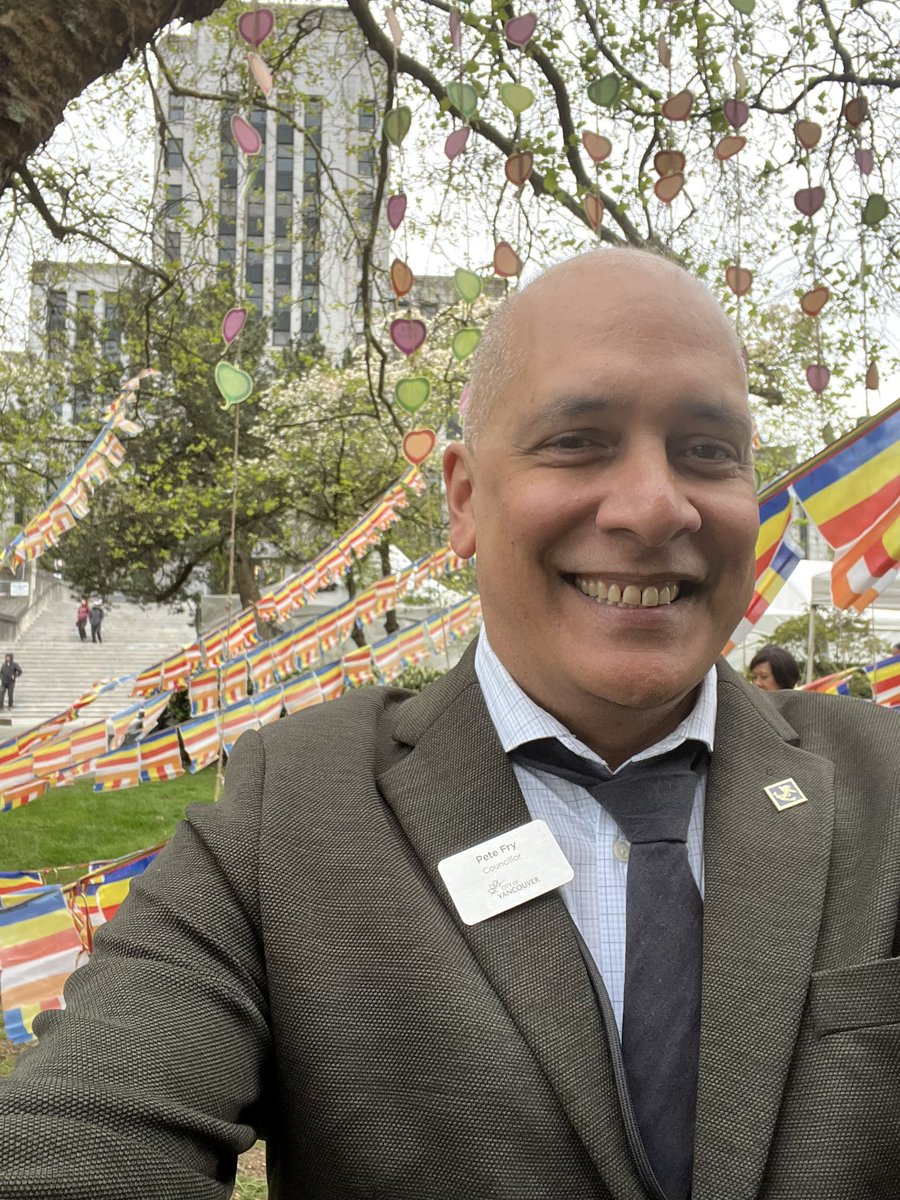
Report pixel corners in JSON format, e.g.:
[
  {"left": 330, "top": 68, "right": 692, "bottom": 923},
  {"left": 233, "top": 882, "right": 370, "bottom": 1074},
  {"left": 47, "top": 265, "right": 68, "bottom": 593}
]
[{"left": 613, "top": 838, "right": 630, "bottom": 863}]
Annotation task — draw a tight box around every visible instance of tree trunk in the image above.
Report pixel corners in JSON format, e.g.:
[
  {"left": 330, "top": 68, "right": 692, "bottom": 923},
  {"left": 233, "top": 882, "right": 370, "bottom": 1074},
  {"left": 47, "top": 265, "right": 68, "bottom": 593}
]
[
  {"left": 346, "top": 570, "right": 366, "bottom": 648},
  {"left": 0, "top": 0, "right": 228, "bottom": 192},
  {"left": 378, "top": 539, "right": 398, "bottom": 635}
]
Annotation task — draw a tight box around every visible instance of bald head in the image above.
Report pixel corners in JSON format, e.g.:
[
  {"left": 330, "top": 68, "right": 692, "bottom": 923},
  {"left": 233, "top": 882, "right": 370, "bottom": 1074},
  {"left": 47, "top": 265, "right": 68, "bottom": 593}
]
[{"left": 463, "top": 248, "right": 746, "bottom": 448}]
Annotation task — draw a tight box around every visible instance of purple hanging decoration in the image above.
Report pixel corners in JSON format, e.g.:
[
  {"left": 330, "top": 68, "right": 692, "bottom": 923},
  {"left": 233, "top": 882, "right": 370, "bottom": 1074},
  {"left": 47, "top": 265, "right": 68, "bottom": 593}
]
[
  {"left": 445, "top": 128, "right": 469, "bottom": 160},
  {"left": 854, "top": 148, "right": 874, "bottom": 176},
  {"left": 722, "top": 99, "right": 749, "bottom": 129},
  {"left": 806, "top": 364, "right": 830, "bottom": 394},
  {"left": 237, "top": 8, "right": 275, "bottom": 47},
  {"left": 387, "top": 193, "right": 407, "bottom": 230},
  {"left": 793, "top": 186, "right": 825, "bottom": 217},
  {"left": 449, "top": 9, "right": 461, "bottom": 49},
  {"left": 391, "top": 318, "right": 427, "bottom": 356},
  {"left": 231, "top": 113, "right": 261, "bottom": 156},
  {"left": 504, "top": 13, "right": 537, "bottom": 47},
  {"left": 222, "top": 307, "right": 248, "bottom": 345}
]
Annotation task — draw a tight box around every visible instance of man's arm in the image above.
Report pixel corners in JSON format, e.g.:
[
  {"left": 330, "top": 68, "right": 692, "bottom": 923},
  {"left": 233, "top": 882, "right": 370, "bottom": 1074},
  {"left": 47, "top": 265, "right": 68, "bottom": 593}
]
[{"left": 0, "top": 731, "right": 273, "bottom": 1200}]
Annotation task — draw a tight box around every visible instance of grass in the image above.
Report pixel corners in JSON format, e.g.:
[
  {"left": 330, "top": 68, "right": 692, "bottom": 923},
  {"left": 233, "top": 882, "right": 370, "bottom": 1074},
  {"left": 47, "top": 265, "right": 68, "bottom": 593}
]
[{"left": 0, "top": 769, "right": 216, "bottom": 879}]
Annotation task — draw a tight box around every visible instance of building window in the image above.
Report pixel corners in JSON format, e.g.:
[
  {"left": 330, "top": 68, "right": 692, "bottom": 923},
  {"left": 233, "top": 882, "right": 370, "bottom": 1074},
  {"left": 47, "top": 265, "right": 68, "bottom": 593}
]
[
  {"left": 75, "top": 291, "right": 93, "bottom": 343},
  {"left": 165, "top": 137, "right": 183, "bottom": 171},
  {"left": 47, "top": 289, "right": 67, "bottom": 358},
  {"left": 359, "top": 146, "right": 375, "bottom": 178},
  {"left": 300, "top": 97, "right": 323, "bottom": 339},
  {"left": 167, "top": 91, "right": 185, "bottom": 123},
  {"left": 164, "top": 229, "right": 182, "bottom": 262},
  {"left": 358, "top": 100, "right": 376, "bottom": 131},
  {"left": 165, "top": 182, "right": 183, "bottom": 218},
  {"left": 103, "top": 295, "right": 122, "bottom": 362}
]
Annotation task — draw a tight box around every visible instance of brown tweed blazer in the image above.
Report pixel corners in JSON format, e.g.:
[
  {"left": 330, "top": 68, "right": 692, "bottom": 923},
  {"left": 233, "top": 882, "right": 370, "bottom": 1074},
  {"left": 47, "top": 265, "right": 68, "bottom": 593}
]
[{"left": 0, "top": 647, "right": 898, "bottom": 1200}]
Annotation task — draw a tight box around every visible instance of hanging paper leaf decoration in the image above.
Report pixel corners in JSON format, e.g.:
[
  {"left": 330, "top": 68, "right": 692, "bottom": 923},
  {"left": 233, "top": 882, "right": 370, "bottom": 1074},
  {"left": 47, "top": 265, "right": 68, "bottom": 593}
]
[
  {"left": 843, "top": 96, "right": 867, "bottom": 129},
  {"left": 862, "top": 193, "right": 889, "bottom": 228},
  {"left": 391, "top": 318, "right": 427, "bottom": 356},
  {"left": 581, "top": 131, "right": 612, "bottom": 164},
  {"left": 657, "top": 34, "right": 671, "bottom": 68},
  {"left": 231, "top": 114, "right": 261, "bottom": 156},
  {"left": 384, "top": 106, "right": 412, "bottom": 146},
  {"left": 504, "top": 13, "right": 537, "bottom": 47},
  {"left": 402, "top": 429, "right": 437, "bottom": 467},
  {"left": 395, "top": 377, "right": 431, "bottom": 414},
  {"left": 504, "top": 151, "right": 533, "bottom": 187},
  {"left": 725, "top": 266, "right": 752, "bottom": 296},
  {"left": 247, "top": 53, "right": 274, "bottom": 97},
  {"left": 588, "top": 74, "right": 621, "bottom": 107},
  {"left": 452, "top": 327, "right": 482, "bottom": 361},
  {"left": 806, "top": 364, "right": 830, "bottom": 394},
  {"left": 733, "top": 56, "right": 748, "bottom": 90},
  {"left": 387, "top": 193, "right": 407, "bottom": 230},
  {"left": 799, "top": 287, "right": 829, "bottom": 317},
  {"left": 654, "top": 174, "right": 684, "bottom": 204},
  {"left": 454, "top": 268, "right": 483, "bottom": 304},
  {"left": 714, "top": 135, "right": 746, "bottom": 161},
  {"left": 390, "top": 259, "right": 415, "bottom": 298},
  {"left": 445, "top": 127, "right": 470, "bottom": 160},
  {"left": 449, "top": 9, "right": 461, "bottom": 49},
  {"left": 584, "top": 194, "right": 604, "bottom": 229},
  {"left": 865, "top": 361, "right": 880, "bottom": 390},
  {"left": 237, "top": 8, "right": 275, "bottom": 47},
  {"left": 794, "top": 186, "right": 825, "bottom": 216},
  {"left": 653, "top": 150, "right": 685, "bottom": 177},
  {"left": 446, "top": 81, "right": 479, "bottom": 119},
  {"left": 661, "top": 90, "right": 693, "bottom": 121},
  {"left": 854, "top": 148, "right": 874, "bottom": 176},
  {"left": 793, "top": 119, "right": 821, "bottom": 150},
  {"left": 385, "top": 6, "right": 403, "bottom": 47},
  {"left": 221, "top": 307, "right": 248, "bottom": 345},
  {"left": 722, "top": 99, "right": 749, "bottom": 130},
  {"left": 215, "top": 361, "right": 254, "bottom": 408},
  {"left": 493, "top": 241, "right": 521, "bottom": 277},
  {"left": 727, "top": 0, "right": 755, "bottom": 14},
  {"left": 499, "top": 83, "right": 535, "bottom": 116}
]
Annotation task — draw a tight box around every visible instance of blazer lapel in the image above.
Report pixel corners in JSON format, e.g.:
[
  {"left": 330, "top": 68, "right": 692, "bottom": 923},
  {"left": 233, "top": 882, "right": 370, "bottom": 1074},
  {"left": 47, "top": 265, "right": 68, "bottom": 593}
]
[
  {"left": 693, "top": 664, "right": 835, "bottom": 1200},
  {"left": 378, "top": 646, "right": 649, "bottom": 1199}
]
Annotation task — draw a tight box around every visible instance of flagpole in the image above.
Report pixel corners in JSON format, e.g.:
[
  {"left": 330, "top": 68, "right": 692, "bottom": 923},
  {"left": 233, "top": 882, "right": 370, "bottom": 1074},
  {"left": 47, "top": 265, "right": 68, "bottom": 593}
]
[{"left": 805, "top": 603, "right": 817, "bottom": 685}]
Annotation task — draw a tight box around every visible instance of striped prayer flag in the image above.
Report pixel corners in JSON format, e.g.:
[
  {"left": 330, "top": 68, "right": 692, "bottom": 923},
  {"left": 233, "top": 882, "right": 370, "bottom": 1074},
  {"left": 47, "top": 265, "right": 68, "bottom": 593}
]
[
  {"left": 255, "top": 593, "right": 277, "bottom": 623},
  {"left": 348, "top": 592, "right": 374, "bottom": 631},
  {"left": 139, "top": 692, "right": 174, "bottom": 735},
  {"left": 830, "top": 497, "right": 900, "bottom": 612},
  {"left": 402, "top": 465, "right": 427, "bottom": 495},
  {"left": 371, "top": 635, "right": 401, "bottom": 682},
  {"left": 282, "top": 674, "right": 323, "bottom": 714},
  {"left": 865, "top": 653, "right": 900, "bottom": 707},
  {"left": 754, "top": 490, "right": 793, "bottom": 580},
  {"left": 342, "top": 645, "right": 375, "bottom": 687},
  {"left": 131, "top": 664, "right": 164, "bottom": 697},
  {"left": 189, "top": 667, "right": 220, "bottom": 716},
  {"left": 247, "top": 644, "right": 277, "bottom": 693},
  {"left": 725, "top": 538, "right": 804, "bottom": 653},
  {"left": 448, "top": 595, "right": 482, "bottom": 640},
  {"left": 0, "top": 885, "right": 84, "bottom": 1043},
  {"left": 107, "top": 702, "right": 144, "bottom": 751},
  {"left": 70, "top": 721, "right": 108, "bottom": 765},
  {"left": 292, "top": 625, "right": 320, "bottom": 670},
  {"left": 0, "top": 779, "right": 48, "bottom": 814},
  {"left": 93, "top": 743, "right": 141, "bottom": 792},
  {"left": 395, "top": 622, "right": 430, "bottom": 668},
  {"left": 252, "top": 685, "right": 284, "bottom": 727},
  {"left": 97, "top": 431, "right": 126, "bottom": 468},
  {"left": 59, "top": 477, "right": 89, "bottom": 519},
  {"left": 202, "top": 629, "right": 226, "bottom": 668},
  {"left": 0, "top": 752, "right": 36, "bottom": 797},
  {"left": 0, "top": 872, "right": 43, "bottom": 896},
  {"left": 426, "top": 611, "right": 450, "bottom": 656},
  {"left": 138, "top": 728, "right": 184, "bottom": 783},
  {"left": 316, "top": 612, "right": 342, "bottom": 655},
  {"left": 179, "top": 712, "right": 222, "bottom": 773},
  {"left": 82, "top": 450, "right": 111, "bottom": 488},
  {"left": 374, "top": 576, "right": 399, "bottom": 615},
  {"left": 32, "top": 736, "right": 73, "bottom": 779},
  {"left": 314, "top": 661, "right": 344, "bottom": 702},
  {"left": 221, "top": 657, "right": 249, "bottom": 706},
  {"left": 221, "top": 698, "right": 260, "bottom": 755},
  {"left": 790, "top": 402, "right": 900, "bottom": 553},
  {"left": 800, "top": 669, "right": 855, "bottom": 695},
  {"left": 270, "top": 632, "right": 297, "bottom": 681},
  {"left": 161, "top": 652, "right": 192, "bottom": 691},
  {"left": 226, "top": 611, "right": 258, "bottom": 655}
]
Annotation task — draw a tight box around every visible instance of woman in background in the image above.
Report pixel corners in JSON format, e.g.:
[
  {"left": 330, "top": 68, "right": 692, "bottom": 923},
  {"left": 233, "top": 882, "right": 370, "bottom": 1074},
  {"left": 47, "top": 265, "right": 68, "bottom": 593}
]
[{"left": 749, "top": 644, "right": 801, "bottom": 691}]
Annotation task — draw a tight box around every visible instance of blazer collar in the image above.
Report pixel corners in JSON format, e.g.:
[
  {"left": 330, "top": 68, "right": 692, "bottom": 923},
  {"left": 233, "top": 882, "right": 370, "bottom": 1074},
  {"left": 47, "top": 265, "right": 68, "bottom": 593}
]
[
  {"left": 693, "top": 661, "right": 835, "bottom": 1199},
  {"left": 382, "top": 642, "right": 649, "bottom": 1198}
]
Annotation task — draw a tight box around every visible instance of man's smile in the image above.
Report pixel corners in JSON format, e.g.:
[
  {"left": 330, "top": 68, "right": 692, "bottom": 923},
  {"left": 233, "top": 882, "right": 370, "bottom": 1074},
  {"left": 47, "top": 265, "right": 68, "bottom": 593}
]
[{"left": 568, "top": 575, "right": 690, "bottom": 608}]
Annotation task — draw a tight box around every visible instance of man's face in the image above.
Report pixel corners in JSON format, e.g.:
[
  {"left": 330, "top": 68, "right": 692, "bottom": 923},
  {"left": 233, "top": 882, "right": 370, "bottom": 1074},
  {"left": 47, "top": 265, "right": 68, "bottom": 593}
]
[{"left": 445, "top": 259, "right": 759, "bottom": 744}]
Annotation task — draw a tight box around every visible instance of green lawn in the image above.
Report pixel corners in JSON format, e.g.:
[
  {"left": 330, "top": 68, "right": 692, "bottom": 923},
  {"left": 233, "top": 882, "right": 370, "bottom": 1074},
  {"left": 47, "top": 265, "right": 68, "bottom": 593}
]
[{"left": 0, "top": 769, "right": 216, "bottom": 878}]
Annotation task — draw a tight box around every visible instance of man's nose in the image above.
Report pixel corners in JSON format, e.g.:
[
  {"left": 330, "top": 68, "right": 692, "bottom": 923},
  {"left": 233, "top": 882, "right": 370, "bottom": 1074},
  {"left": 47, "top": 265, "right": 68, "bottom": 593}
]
[{"left": 593, "top": 446, "right": 702, "bottom": 547}]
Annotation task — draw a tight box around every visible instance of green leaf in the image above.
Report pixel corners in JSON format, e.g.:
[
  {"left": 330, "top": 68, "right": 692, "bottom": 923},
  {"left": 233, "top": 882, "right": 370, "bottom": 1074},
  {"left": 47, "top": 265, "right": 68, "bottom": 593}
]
[{"left": 862, "top": 193, "right": 889, "bottom": 228}]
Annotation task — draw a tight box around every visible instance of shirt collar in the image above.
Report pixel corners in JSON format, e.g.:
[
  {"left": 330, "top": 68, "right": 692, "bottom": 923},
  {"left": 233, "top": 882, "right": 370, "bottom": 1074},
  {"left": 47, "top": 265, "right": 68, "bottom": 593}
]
[{"left": 474, "top": 628, "right": 717, "bottom": 771}]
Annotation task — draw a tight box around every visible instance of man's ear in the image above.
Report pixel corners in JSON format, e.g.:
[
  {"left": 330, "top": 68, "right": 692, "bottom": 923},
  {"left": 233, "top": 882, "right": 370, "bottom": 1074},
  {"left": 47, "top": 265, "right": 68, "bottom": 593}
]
[{"left": 443, "top": 442, "right": 477, "bottom": 560}]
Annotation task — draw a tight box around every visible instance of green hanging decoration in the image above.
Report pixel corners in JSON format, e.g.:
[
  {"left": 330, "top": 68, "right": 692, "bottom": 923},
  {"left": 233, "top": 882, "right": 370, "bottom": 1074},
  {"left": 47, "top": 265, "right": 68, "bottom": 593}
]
[
  {"left": 587, "top": 73, "right": 621, "bottom": 107},
  {"left": 384, "top": 105, "right": 412, "bottom": 146},
  {"left": 214, "top": 361, "right": 254, "bottom": 408},
  {"left": 394, "top": 377, "right": 432, "bottom": 414},
  {"left": 452, "top": 327, "right": 482, "bottom": 361},
  {"left": 499, "top": 82, "right": 535, "bottom": 116},
  {"left": 453, "top": 268, "right": 483, "bottom": 304},
  {"left": 446, "top": 81, "right": 479, "bottom": 119},
  {"left": 862, "top": 194, "right": 889, "bottom": 229}
]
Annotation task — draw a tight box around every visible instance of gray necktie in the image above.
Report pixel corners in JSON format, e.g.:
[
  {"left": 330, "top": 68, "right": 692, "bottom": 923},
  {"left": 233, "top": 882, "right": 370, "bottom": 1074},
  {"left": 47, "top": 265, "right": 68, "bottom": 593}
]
[{"left": 513, "top": 738, "right": 707, "bottom": 1200}]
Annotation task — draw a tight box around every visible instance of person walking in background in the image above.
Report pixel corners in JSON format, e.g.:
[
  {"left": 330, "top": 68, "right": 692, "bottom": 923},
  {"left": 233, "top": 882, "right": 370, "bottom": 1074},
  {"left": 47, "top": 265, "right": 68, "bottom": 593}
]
[
  {"left": 75, "top": 598, "right": 90, "bottom": 642},
  {"left": 749, "top": 643, "right": 801, "bottom": 691},
  {"left": 0, "top": 653, "right": 22, "bottom": 709},
  {"left": 89, "top": 601, "right": 105, "bottom": 644}
]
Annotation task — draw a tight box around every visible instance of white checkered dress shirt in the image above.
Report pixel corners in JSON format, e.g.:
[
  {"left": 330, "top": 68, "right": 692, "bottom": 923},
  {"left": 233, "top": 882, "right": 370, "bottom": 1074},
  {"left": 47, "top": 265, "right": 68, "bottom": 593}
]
[{"left": 474, "top": 631, "right": 717, "bottom": 1034}]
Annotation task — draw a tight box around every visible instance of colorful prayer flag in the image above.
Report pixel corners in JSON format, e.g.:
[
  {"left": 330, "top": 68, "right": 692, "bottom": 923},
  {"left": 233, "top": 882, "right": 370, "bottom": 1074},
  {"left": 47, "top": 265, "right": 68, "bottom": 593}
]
[
  {"left": 252, "top": 685, "right": 284, "bottom": 727},
  {"left": 138, "top": 728, "right": 185, "bottom": 783},
  {"left": 282, "top": 674, "right": 323, "bottom": 714},
  {"left": 179, "top": 712, "right": 222, "bottom": 773},
  {"left": 830, "top": 498, "right": 900, "bottom": 612},
  {"left": 221, "top": 657, "right": 249, "bottom": 705},
  {"left": 725, "top": 538, "right": 804, "bottom": 653},
  {"left": 92, "top": 743, "right": 141, "bottom": 792},
  {"left": 189, "top": 668, "right": 220, "bottom": 716},
  {"left": 221, "top": 698, "right": 260, "bottom": 754},
  {"left": 865, "top": 653, "right": 900, "bottom": 707}
]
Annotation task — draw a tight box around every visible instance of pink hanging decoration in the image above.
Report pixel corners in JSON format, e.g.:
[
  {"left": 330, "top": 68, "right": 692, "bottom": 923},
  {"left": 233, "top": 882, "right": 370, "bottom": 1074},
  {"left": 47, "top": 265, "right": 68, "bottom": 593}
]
[
  {"left": 449, "top": 9, "right": 462, "bottom": 49},
  {"left": 237, "top": 9, "right": 275, "bottom": 47},
  {"left": 504, "top": 13, "right": 537, "bottom": 47},
  {"left": 806, "top": 364, "right": 831, "bottom": 394},
  {"left": 391, "top": 318, "right": 427, "bottom": 356},
  {"left": 722, "top": 99, "right": 749, "bottom": 129},
  {"left": 222, "top": 307, "right": 248, "bottom": 344},
  {"left": 385, "top": 6, "right": 403, "bottom": 47},
  {"left": 793, "top": 186, "right": 825, "bottom": 216},
  {"left": 247, "top": 53, "right": 273, "bottom": 97},
  {"left": 231, "top": 113, "right": 261, "bottom": 156},
  {"left": 386, "top": 193, "right": 407, "bottom": 230},
  {"left": 458, "top": 382, "right": 472, "bottom": 416},
  {"left": 402, "top": 429, "right": 437, "bottom": 467},
  {"left": 855, "top": 148, "right": 874, "bottom": 176},
  {"left": 445, "top": 127, "right": 470, "bottom": 160}
]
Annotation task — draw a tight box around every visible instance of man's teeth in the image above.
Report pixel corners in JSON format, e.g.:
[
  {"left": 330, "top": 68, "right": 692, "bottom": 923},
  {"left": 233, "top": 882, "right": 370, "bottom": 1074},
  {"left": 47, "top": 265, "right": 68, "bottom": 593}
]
[{"left": 573, "top": 577, "right": 680, "bottom": 608}]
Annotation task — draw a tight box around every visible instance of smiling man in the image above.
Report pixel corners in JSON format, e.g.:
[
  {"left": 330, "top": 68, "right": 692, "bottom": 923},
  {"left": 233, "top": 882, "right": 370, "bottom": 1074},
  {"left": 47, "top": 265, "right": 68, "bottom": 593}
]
[{"left": 1, "top": 250, "right": 899, "bottom": 1200}]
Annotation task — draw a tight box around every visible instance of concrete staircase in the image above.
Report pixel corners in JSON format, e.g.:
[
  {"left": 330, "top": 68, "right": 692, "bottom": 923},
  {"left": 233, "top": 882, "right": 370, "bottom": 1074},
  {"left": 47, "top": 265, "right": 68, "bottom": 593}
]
[{"left": 1, "top": 585, "right": 196, "bottom": 730}]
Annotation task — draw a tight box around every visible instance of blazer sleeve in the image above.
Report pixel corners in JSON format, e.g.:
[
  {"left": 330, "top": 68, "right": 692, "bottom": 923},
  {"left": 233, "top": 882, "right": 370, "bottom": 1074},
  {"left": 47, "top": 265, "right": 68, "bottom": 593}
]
[{"left": 0, "top": 731, "right": 273, "bottom": 1200}]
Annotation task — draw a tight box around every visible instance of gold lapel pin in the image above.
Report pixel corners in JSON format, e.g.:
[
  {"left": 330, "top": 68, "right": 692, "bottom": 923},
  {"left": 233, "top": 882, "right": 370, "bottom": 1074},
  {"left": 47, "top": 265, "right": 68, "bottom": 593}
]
[{"left": 764, "top": 778, "right": 809, "bottom": 811}]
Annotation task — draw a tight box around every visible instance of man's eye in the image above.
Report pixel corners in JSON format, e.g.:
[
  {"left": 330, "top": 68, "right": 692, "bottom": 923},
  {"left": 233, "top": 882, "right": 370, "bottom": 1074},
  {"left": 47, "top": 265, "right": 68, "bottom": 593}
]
[{"left": 686, "top": 441, "right": 736, "bottom": 462}]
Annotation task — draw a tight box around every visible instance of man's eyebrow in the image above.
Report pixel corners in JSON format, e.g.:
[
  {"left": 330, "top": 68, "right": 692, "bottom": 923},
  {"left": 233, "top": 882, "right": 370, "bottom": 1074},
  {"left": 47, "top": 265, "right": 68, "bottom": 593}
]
[{"left": 521, "top": 394, "right": 753, "bottom": 437}]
